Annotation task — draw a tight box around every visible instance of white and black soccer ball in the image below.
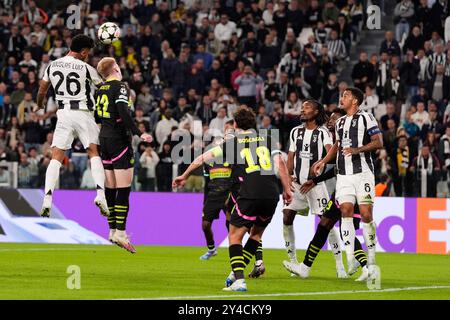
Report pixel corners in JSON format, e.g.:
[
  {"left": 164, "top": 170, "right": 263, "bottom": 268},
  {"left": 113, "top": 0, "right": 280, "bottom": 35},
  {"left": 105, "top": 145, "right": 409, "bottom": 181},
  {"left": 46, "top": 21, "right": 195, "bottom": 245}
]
[{"left": 97, "top": 22, "right": 121, "bottom": 45}]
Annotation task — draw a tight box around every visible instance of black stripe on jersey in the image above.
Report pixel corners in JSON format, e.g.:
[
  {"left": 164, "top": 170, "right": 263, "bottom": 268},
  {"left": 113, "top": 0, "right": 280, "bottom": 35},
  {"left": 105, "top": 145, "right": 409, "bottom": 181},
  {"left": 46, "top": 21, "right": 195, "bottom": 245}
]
[
  {"left": 350, "top": 113, "right": 362, "bottom": 173},
  {"left": 309, "top": 128, "right": 319, "bottom": 179},
  {"left": 361, "top": 115, "right": 374, "bottom": 173},
  {"left": 69, "top": 100, "right": 80, "bottom": 110},
  {"left": 294, "top": 126, "right": 305, "bottom": 180},
  {"left": 337, "top": 117, "right": 346, "bottom": 175},
  {"left": 46, "top": 64, "right": 51, "bottom": 79},
  {"left": 85, "top": 67, "right": 94, "bottom": 111}
]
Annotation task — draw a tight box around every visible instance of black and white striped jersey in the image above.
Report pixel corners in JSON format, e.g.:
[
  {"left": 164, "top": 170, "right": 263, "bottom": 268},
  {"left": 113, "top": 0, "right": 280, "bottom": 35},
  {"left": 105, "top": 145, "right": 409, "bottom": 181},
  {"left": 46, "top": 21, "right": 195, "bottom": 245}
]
[
  {"left": 43, "top": 55, "right": 102, "bottom": 111},
  {"left": 289, "top": 125, "right": 333, "bottom": 183},
  {"left": 335, "top": 110, "right": 381, "bottom": 175}
]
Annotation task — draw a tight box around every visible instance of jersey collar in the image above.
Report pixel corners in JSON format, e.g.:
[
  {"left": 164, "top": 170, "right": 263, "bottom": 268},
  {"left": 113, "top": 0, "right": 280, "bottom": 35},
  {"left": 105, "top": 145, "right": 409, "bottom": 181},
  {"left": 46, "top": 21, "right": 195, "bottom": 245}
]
[{"left": 106, "top": 77, "right": 120, "bottom": 82}]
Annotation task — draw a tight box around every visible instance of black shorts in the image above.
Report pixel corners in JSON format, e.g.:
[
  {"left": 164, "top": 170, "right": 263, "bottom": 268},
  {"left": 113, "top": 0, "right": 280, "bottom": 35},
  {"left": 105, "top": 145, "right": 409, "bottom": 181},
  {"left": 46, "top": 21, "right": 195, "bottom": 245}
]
[
  {"left": 230, "top": 197, "right": 279, "bottom": 229},
  {"left": 203, "top": 193, "right": 229, "bottom": 222},
  {"left": 225, "top": 189, "right": 239, "bottom": 214},
  {"left": 323, "top": 192, "right": 361, "bottom": 229},
  {"left": 99, "top": 136, "right": 134, "bottom": 171}
]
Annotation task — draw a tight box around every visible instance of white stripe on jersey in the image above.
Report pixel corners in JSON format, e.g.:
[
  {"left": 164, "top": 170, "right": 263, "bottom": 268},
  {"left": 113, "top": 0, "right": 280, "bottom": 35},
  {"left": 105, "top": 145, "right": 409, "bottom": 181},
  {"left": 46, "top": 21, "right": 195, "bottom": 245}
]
[{"left": 42, "top": 55, "right": 102, "bottom": 111}]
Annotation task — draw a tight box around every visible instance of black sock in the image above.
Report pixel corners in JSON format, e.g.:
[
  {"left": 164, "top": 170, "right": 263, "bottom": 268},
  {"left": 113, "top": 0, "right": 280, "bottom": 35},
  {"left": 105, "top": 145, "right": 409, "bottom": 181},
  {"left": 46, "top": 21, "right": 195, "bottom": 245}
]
[
  {"left": 105, "top": 187, "right": 117, "bottom": 230},
  {"left": 207, "top": 243, "right": 215, "bottom": 251},
  {"left": 255, "top": 240, "right": 263, "bottom": 261},
  {"left": 229, "top": 244, "right": 245, "bottom": 280},
  {"left": 115, "top": 186, "right": 131, "bottom": 231},
  {"left": 242, "top": 238, "right": 259, "bottom": 266},
  {"left": 303, "top": 224, "right": 330, "bottom": 267},
  {"left": 354, "top": 238, "right": 367, "bottom": 267}
]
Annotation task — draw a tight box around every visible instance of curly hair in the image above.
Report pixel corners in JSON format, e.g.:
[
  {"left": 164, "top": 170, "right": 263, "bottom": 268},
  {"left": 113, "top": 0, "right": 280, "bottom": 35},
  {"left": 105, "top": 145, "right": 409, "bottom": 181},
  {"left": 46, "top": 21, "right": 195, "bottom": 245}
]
[{"left": 233, "top": 106, "right": 257, "bottom": 130}]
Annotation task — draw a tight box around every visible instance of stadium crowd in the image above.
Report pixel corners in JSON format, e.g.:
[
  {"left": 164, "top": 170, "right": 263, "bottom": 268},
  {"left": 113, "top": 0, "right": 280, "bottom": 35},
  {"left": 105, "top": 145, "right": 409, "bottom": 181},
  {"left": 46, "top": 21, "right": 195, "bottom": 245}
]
[{"left": 0, "top": 0, "right": 449, "bottom": 197}]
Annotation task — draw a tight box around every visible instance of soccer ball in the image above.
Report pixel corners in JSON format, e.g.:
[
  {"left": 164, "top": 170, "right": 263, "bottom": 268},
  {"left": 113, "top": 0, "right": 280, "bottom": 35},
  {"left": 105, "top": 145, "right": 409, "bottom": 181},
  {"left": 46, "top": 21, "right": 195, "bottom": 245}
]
[{"left": 97, "top": 22, "right": 121, "bottom": 44}]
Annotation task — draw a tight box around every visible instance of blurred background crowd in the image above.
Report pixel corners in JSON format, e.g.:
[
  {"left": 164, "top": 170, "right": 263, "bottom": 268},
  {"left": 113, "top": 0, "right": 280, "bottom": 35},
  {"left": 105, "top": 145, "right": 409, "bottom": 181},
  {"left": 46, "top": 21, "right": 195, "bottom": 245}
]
[{"left": 0, "top": 0, "right": 449, "bottom": 197}]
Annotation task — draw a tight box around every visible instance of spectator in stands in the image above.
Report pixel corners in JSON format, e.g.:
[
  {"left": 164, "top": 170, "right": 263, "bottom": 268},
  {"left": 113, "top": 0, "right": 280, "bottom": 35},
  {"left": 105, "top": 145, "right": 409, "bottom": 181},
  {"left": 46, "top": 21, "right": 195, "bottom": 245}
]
[
  {"left": 439, "top": 125, "right": 450, "bottom": 191},
  {"left": 18, "top": 152, "right": 32, "bottom": 188},
  {"left": 156, "top": 141, "right": 173, "bottom": 192},
  {"left": 380, "top": 101, "right": 400, "bottom": 131},
  {"left": 352, "top": 52, "right": 375, "bottom": 91},
  {"left": 322, "top": 73, "right": 339, "bottom": 107},
  {"left": 214, "top": 14, "right": 236, "bottom": 43},
  {"left": 209, "top": 107, "right": 230, "bottom": 135},
  {"left": 403, "top": 26, "right": 425, "bottom": 55},
  {"left": 383, "top": 68, "right": 406, "bottom": 114},
  {"left": 155, "top": 109, "right": 178, "bottom": 150},
  {"left": 390, "top": 135, "right": 411, "bottom": 197},
  {"left": 80, "top": 163, "right": 96, "bottom": 190},
  {"left": 361, "top": 84, "right": 379, "bottom": 116},
  {"left": 394, "top": 0, "right": 414, "bottom": 43},
  {"left": 400, "top": 50, "right": 421, "bottom": 99},
  {"left": 380, "top": 31, "right": 401, "bottom": 57},
  {"left": 234, "top": 65, "right": 263, "bottom": 111},
  {"left": 139, "top": 145, "right": 159, "bottom": 191},
  {"left": 410, "top": 144, "right": 440, "bottom": 197},
  {"left": 327, "top": 29, "right": 347, "bottom": 62},
  {"left": 411, "top": 101, "right": 430, "bottom": 131}
]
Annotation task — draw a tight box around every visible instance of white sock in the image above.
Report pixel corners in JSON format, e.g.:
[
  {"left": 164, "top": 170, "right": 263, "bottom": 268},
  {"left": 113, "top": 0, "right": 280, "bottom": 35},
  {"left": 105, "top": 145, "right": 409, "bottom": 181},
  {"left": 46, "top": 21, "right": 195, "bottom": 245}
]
[
  {"left": 341, "top": 217, "right": 356, "bottom": 263},
  {"left": 90, "top": 156, "right": 105, "bottom": 198},
  {"left": 283, "top": 224, "right": 297, "bottom": 262},
  {"left": 362, "top": 221, "right": 377, "bottom": 265},
  {"left": 116, "top": 229, "right": 126, "bottom": 236},
  {"left": 328, "top": 227, "right": 344, "bottom": 267},
  {"left": 44, "top": 159, "right": 62, "bottom": 200}
]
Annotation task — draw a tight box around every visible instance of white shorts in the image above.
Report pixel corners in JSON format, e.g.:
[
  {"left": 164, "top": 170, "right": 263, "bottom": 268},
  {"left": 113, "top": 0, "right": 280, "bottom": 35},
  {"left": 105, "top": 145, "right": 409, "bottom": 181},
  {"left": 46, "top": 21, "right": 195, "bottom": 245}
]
[
  {"left": 335, "top": 171, "right": 375, "bottom": 205},
  {"left": 52, "top": 109, "right": 100, "bottom": 150},
  {"left": 284, "top": 182, "right": 329, "bottom": 215}
]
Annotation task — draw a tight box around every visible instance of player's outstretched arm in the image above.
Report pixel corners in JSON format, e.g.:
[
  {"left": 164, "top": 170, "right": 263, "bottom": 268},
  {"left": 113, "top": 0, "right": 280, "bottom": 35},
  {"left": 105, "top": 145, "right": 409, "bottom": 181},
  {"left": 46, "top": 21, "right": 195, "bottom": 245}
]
[
  {"left": 172, "top": 150, "right": 217, "bottom": 189},
  {"left": 312, "top": 141, "right": 338, "bottom": 175},
  {"left": 116, "top": 101, "right": 152, "bottom": 142},
  {"left": 35, "top": 80, "right": 50, "bottom": 111},
  {"left": 274, "top": 154, "right": 292, "bottom": 205}
]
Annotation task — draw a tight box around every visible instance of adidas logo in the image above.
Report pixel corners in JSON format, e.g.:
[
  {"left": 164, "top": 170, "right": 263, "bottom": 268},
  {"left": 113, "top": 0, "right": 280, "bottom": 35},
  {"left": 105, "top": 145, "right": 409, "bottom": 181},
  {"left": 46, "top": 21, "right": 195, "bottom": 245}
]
[{"left": 364, "top": 194, "right": 372, "bottom": 200}]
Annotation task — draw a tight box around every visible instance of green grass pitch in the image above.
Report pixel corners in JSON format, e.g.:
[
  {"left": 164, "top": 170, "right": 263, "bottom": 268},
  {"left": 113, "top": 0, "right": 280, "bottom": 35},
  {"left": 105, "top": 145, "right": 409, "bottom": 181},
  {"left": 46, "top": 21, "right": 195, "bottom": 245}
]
[{"left": 0, "top": 243, "right": 449, "bottom": 300}]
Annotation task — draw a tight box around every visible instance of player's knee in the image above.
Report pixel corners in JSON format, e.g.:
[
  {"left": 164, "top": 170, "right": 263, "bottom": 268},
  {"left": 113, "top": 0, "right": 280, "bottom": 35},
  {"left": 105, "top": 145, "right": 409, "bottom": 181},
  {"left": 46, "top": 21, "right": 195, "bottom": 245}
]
[
  {"left": 51, "top": 148, "right": 65, "bottom": 162},
  {"left": 340, "top": 204, "right": 354, "bottom": 217},
  {"left": 202, "top": 220, "right": 212, "bottom": 231},
  {"left": 283, "top": 210, "right": 295, "bottom": 225},
  {"left": 87, "top": 144, "right": 99, "bottom": 158},
  {"left": 319, "top": 217, "right": 335, "bottom": 230}
]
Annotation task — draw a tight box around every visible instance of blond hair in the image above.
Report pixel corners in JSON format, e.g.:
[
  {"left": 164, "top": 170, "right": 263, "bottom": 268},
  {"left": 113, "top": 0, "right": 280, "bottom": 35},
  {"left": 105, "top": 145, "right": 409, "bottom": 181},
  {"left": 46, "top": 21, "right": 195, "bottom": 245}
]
[{"left": 97, "top": 57, "right": 116, "bottom": 79}]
